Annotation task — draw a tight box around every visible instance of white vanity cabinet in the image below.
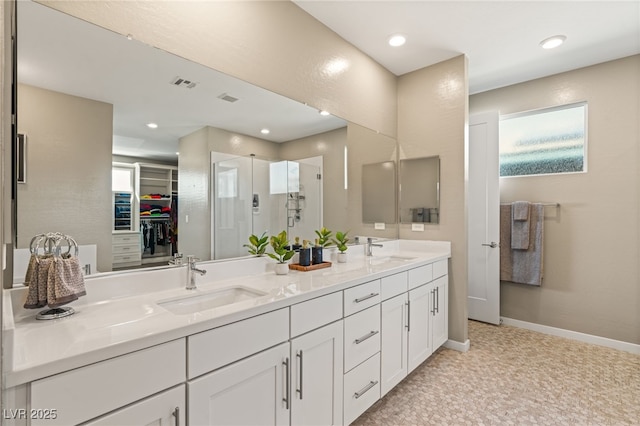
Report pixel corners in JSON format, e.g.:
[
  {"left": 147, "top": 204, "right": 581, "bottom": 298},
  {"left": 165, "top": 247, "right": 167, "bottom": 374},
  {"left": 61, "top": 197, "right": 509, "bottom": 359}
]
[
  {"left": 380, "top": 260, "right": 449, "bottom": 398},
  {"left": 188, "top": 343, "right": 291, "bottom": 426},
  {"left": 290, "top": 321, "right": 344, "bottom": 425},
  {"left": 84, "top": 385, "right": 185, "bottom": 426},
  {"left": 29, "top": 339, "right": 186, "bottom": 426}
]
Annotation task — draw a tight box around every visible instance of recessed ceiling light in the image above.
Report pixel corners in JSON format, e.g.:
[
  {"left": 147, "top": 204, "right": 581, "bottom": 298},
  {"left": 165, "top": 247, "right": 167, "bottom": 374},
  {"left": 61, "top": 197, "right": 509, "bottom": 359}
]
[
  {"left": 261, "top": 128, "right": 270, "bottom": 135},
  {"left": 146, "top": 122, "right": 158, "bottom": 129},
  {"left": 319, "top": 110, "right": 330, "bottom": 116},
  {"left": 540, "top": 35, "right": 566, "bottom": 49},
  {"left": 388, "top": 34, "right": 406, "bottom": 47}
]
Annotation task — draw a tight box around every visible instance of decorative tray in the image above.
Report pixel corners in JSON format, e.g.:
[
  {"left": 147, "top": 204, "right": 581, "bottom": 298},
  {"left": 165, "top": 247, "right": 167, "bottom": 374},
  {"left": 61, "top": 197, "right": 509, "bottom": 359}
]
[{"left": 289, "top": 261, "right": 332, "bottom": 272}]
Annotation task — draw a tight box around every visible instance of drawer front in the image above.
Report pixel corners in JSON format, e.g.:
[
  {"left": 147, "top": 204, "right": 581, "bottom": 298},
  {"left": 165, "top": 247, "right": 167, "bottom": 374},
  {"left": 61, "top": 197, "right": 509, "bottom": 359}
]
[
  {"left": 344, "top": 305, "right": 381, "bottom": 372},
  {"left": 112, "top": 253, "right": 142, "bottom": 264},
  {"left": 189, "top": 308, "right": 289, "bottom": 379},
  {"left": 112, "top": 243, "right": 141, "bottom": 255},
  {"left": 408, "top": 264, "right": 433, "bottom": 290},
  {"left": 112, "top": 233, "right": 140, "bottom": 245},
  {"left": 30, "top": 339, "right": 185, "bottom": 426},
  {"left": 344, "top": 279, "right": 381, "bottom": 316},
  {"left": 291, "top": 291, "right": 343, "bottom": 338},
  {"left": 344, "top": 352, "right": 381, "bottom": 425},
  {"left": 380, "top": 272, "right": 408, "bottom": 300},
  {"left": 433, "top": 259, "right": 448, "bottom": 279}
]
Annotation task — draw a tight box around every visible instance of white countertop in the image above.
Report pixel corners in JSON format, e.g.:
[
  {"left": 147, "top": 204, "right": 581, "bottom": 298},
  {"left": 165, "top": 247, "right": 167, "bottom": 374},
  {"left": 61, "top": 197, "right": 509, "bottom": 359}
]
[{"left": 3, "top": 240, "right": 450, "bottom": 387}]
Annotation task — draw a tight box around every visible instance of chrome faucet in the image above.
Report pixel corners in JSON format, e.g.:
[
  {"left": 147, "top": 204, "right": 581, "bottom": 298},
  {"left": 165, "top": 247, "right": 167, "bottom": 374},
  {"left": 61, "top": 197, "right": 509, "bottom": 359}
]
[
  {"left": 366, "top": 237, "right": 383, "bottom": 256},
  {"left": 185, "top": 255, "right": 207, "bottom": 290}
]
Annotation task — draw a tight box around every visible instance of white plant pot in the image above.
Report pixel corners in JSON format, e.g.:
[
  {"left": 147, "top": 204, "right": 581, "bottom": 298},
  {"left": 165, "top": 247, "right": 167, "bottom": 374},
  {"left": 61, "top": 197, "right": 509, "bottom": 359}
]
[
  {"left": 337, "top": 252, "right": 348, "bottom": 263},
  {"left": 275, "top": 263, "right": 289, "bottom": 275}
]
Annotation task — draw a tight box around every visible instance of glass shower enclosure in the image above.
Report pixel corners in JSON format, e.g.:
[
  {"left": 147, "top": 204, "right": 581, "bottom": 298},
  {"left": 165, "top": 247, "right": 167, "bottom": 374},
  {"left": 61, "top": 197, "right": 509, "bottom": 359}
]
[{"left": 212, "top": 153, "right": 322, "bottom": 260}]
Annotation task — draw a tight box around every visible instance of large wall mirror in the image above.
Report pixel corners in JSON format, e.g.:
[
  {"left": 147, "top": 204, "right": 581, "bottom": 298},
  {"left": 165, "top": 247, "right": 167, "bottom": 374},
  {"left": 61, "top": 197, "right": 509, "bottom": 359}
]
[
  {"left": 399, "top": 156, "right": 440, "bottom": 224},
  {"left": 9, "top": 1, "right": 398, "bottom": 287}
]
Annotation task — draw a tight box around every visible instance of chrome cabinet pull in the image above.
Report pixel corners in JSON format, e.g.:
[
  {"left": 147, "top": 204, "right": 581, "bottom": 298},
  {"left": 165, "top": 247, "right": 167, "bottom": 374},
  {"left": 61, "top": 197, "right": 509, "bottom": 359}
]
[
  {"left": 296, "top": 350, "right": 304, "bottom": 400},
  {"left": 172, "top": 407, "right": 180, "bottom": 426},
  {"left": 354, "top": 380, "right": 379, "bottom": 399},
  {"left": 282, "top": 357, "right": 290, "bottom": 409},
  {"left": 354, "top": 330, "right": 379, "bottom": 344},
  {"left": 406, "top": 300, "right": 411, "bottom": 331},
  {"left": 431, "top": 289, "right": 436, "bottom": 315},
  {"left": 436, "top": 286, "right": 440, "bottom": 313},
  {"left": 354, "top": 292, "right": 379, "bottom": 303}
]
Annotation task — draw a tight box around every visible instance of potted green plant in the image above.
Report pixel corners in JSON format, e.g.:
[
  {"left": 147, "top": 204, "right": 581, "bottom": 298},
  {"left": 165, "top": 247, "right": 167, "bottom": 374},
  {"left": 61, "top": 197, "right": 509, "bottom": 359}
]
[
  {"left": 243, "top": 231, "right": 268, "bottom": 256},
  {"left": 267, "top": 230, "right": 295, "bottom": 274},
  {"left": 331, "top": 230, "right": 350, "bottom": 263},
  {"left": 313, "top": 227, "right": 333, "bottom": 264}
]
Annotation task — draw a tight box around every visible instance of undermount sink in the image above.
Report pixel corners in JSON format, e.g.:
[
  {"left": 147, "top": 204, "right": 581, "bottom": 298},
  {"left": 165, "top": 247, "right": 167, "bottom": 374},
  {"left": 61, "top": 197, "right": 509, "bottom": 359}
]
[
  {"left": 158, "top": 286, "right": 267, "bottom": 315},
  {"left": 368, "top": 255, "right": 416, "bottom": 265}
]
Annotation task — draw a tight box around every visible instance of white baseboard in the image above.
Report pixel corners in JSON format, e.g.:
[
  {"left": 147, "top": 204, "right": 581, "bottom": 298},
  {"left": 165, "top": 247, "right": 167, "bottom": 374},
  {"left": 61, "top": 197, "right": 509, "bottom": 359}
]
[
  {"left": 500, "top": 317, "right": 640, "bottom": 355},
  {"left": 444, "top": 338, "right": 470, "bottom": 353}
]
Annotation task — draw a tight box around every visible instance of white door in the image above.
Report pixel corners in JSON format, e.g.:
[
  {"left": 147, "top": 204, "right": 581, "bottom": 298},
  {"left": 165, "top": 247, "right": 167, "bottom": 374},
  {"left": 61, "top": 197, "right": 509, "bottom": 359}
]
[
  {"left": 468, "top": 111, "right": 500, "bottom": 324},
  {"left": 380, "top": 293, "right": 408, "bottom": 396},
  {"left": 188, "top": 343, "right": 290, "bottom": 426},
  {"left": 407, "top": 284, "right": 432, "bottom": 373},
  {"left": 290, "top": 321, "right": 343, "bottom": 426},
  {"left": 84, "top": 385, "right": 185, "bottom": 426}
]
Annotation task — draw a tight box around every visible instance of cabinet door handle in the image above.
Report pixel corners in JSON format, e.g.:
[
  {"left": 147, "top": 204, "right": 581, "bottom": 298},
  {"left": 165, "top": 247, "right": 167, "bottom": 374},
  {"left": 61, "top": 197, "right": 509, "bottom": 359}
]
[
  {"left": 354, "top": 292, "right": 379, "bottom": 303},
  {"left": 172, "top": 407, "right": 180, "bottom": 426},
  {"left": 296, "top": 350, "right": 304, "bottom": 400},
  {"left": 436, "top": 286, "right": 440, "bottom": 313},
  {"left": 282, "top": 357, "right": 290, "bottom": 410},
  {"left": 431, "top": 289, "right": 436, "bottom": 315},
  {"left": 354, "top": 380, "right": 379, "bottom": 399},
  {"left": 355, "top": 330, "right": 379, "bottom": 344},
  {"left": 406, "top": 300, "right": 411, "bottom": 331}
]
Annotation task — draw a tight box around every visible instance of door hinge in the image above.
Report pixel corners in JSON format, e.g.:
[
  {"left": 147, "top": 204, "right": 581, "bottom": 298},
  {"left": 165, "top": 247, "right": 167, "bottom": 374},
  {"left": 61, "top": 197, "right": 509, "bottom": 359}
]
[{"left": 317, "top": 173, "right": 322, "bottom": 180}]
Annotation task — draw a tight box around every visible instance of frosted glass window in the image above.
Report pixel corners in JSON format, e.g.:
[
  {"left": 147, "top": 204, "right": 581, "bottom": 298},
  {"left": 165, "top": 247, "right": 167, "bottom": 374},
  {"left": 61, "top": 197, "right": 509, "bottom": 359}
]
[
  {"left": 112, "top": 167, "right": 133, "bottom": 191},
  {"left": 217, "top": 168, "right": 238, "bottom": 198},
  {"left": 499, "top": 103, "right": 587, "bottom": 177}
]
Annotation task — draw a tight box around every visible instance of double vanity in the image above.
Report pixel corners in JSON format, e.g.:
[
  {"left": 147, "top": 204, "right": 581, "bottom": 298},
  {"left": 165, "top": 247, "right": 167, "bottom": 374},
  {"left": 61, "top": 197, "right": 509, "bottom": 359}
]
[{"left": 3, "top": 240, "right": 451, "bottom": 425}]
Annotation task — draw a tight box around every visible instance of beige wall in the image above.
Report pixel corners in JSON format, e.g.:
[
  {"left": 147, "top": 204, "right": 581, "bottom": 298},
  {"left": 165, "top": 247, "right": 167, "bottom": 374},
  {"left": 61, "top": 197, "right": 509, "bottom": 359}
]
[
  {"left": 17, "top": 84, "right": 113, "bottom": 272},
  {"left": 179, "top": 126, "right": 280, "bottom": 260},
  {"left": 471, "top": 55, "right": 640, "bottom": 344},
  {"left": 39, "top": 0, "right": 397, "bottom": 138},
  {"left": 397, "top": 55, "right": 469, "bottom": 344},
  {"left": 279, "top": 127, "right": 348, "bottom": 233}
]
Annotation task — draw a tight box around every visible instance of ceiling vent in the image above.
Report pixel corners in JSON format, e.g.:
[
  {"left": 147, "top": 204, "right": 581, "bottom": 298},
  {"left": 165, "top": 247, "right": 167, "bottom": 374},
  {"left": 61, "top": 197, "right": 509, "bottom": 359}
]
[
  {"left": 170, "top": 76, "right": 196, "bottom": 89},
  {"left": 217, "top": 93, "right": 239, "bottom": 103}
]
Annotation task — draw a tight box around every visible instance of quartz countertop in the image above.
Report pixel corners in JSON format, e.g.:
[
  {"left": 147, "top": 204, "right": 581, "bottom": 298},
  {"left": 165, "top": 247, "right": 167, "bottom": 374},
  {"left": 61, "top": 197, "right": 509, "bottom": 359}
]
[{"left": 3, "top": 240, "right": 450, "bottom": 387}]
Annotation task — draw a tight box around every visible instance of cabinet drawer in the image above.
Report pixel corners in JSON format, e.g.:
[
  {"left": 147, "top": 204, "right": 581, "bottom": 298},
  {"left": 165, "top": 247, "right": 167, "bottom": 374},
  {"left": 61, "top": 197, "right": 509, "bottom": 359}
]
[
  {"left": 112, "top": 244, "right": 140, "bottom": 255},
  {"left": 112, "top": 233, "right": 140, "bottom": 245},
  {"left": 291, "top": 292, "right": 343, "bottom": 338},
  {"left": 344, "top": 279, "right": 380, "bottom": 316},
  {"left": 433, "top": 259, "right": 448, "bottom": 279},
  {"left": 380, "top": 272, "right": 408, "bottom": 300},
  {"left": 344, "top": 352, "right": 381, "bottom": 425},
  {"left": 30, "top": 339, "right": 185, "bottom": 426},
  {"left": 408, "top": 264, "right": 433, "bottom": 290},
  {"left": 112, "top": 253, "right": 142, "bottom": 264},
  {"left": 344, "top": 305, "right": 381, "bottom": 372},
  {"left": 189, "top": 308, "right": 289, "bottom": 379}
]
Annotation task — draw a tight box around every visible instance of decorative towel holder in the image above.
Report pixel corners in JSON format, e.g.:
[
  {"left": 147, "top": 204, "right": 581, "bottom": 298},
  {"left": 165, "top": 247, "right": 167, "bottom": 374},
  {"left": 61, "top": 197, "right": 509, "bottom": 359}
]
[{"left": 24, "top": 232, "right": 87, "bottom": 320}]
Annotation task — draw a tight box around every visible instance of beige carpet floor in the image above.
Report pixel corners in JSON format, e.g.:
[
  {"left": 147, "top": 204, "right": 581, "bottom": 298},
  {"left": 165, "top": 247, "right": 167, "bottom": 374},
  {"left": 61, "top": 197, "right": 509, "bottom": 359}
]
[{"left": 353, "top": 320, "right": 640, "bottom": 425}]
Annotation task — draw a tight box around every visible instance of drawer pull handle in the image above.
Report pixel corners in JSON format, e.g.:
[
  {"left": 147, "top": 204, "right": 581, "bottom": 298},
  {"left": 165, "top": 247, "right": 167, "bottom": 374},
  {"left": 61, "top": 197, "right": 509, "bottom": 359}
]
[
  {"left": 354, "top": 292, "right": 379, "bottom": 303},
  {"left": 172, "top": 407, "right": 180, "bottom": 426},
  {"left": 355, "top": 330, "right": 379, "bottom": 344},
  {"left": 282, "top": 357, "right": 290, "bottom": 409},
  {"left": 406, "top": 300, "right": 411, "bottom": 331},
  {"left": 354, "top": 380, "right": 378, "bottom": 399}
]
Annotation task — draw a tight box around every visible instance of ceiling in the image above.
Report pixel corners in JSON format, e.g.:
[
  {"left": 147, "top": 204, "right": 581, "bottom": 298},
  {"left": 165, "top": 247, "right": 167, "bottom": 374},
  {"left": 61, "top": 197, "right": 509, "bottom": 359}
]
[
  {"left": 17, "top": 1, "right": 346, "bottom": 161},
  {"left": 18, "top": 1, "right": 640, "bottom": 161},
  {"left": 294, "top": 0, "right": 640, "bottom": 94}
]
